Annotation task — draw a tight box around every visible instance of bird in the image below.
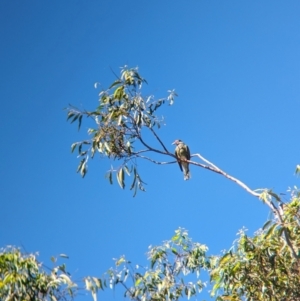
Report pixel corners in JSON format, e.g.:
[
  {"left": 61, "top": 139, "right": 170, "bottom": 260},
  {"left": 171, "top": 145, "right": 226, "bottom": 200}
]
[{"left": 172, "top": 139, "right": 191, "bottom": 180}]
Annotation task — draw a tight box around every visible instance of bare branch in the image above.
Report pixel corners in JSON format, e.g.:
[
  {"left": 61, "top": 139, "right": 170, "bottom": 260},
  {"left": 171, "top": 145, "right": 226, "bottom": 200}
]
[
  {"left": 137, "top": 134, "right": 170, "bottom": 157},
  {"left": 135, "top": 155, "right": 176, "bottom": 165},
  {"left": 109, "top": 65, "right": 121, "bottom": 81},
  {"left": 191, "top": 153, "right": 260, "bottom": 198},
  {"left": 148, "top": 126, "right": 170, "bottom": 153}
]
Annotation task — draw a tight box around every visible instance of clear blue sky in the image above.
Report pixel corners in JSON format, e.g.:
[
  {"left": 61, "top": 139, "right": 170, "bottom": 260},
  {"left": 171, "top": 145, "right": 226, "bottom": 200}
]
[{"left": 1, "top": 1, "right": 300, "bottom": 300}]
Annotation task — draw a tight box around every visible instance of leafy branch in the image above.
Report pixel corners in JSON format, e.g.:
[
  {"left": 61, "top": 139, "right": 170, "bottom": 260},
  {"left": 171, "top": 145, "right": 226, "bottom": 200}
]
[
  {"left": 66, "top": 65, "right": 299, "bottom": 259},
  {"left": 66, "top": 66, "right": 177, "bottom": 195},
  {"left": 85, "top": 228, "right": 211, "bottom": 301},
  {"left": 0, "top": 247, "right": 77, "bottom": 301}
]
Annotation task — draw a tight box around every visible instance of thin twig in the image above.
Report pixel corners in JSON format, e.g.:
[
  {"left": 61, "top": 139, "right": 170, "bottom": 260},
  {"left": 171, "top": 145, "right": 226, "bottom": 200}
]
[
  {"left": 137, "top": 134, "right": 170, "bottom": 157},
  {"left": 270, "top": 202, "right": 298, "bottom": 259},
  {"left": 148, "top": 126, "right": 170, "bottom": 153},
  {"left": 119, "top": 281, "right": 141, "bottom": 301},
  {"left": 135, "top": 155, "right": 176, "bottom": 165}
]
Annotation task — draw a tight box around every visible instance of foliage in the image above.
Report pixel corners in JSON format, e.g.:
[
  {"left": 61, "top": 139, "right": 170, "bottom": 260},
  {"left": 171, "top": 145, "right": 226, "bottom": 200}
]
[
  {"left": 85, "top": 228, "right": 212, "bottom": 301},
  {"left": 211, "top": 187, "right": 300, "bottom": 301},
  {"left": 0, "top": 247, "right": 76, "bottom": 301},
  {"left": 66, "top": 66, "right": 177, "bottom": 195},
  {"left": 82, "top": 188, "right": 300, "bottom": 301},
  {"left": 5, "top": 198, "right": 300, "bottom": 301},
  {"left": 66, "top": 66, "right": 300, "bottom": 300}
]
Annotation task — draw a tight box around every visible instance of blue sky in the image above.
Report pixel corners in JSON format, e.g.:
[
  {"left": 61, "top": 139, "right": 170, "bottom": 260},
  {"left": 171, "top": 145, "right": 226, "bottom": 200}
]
[{"left": 1, "top": 1, "right": 300, "bottom": 300}]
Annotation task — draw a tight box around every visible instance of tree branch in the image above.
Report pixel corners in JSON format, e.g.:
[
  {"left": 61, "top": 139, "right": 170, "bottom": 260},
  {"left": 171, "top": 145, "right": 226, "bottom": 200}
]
[
  {"left": 190, "top": 153, "right": 260, "bottom": 198},
  {"left": 137, "top": 134, "right": 170, "bottom": 157},
  {"left": 147, "top": 126, "right": 170, "bottom": 154},
  {"left": 134, "top": 155, "right": 176, "bottom": 165},
  {"left": 189, "top": 153, "right": 298, "bottom": 260},
  {"left": 119, "top": 281, "right": 141, "bottom": 301}
]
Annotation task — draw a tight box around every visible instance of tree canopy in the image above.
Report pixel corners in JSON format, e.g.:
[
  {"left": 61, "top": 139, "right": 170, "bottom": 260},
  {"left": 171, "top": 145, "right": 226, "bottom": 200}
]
[
  {"left": 64, "top": 67, "right": 300, "bottom": 301},
  {"left": 0, "top": 247, "right": 76, "bottom": 301},
  {"left": 82, "top": 189, "right": 300, "bottom": 301},
  {"left": 2, "top": 67, "right": 299, "bottom": 301}
]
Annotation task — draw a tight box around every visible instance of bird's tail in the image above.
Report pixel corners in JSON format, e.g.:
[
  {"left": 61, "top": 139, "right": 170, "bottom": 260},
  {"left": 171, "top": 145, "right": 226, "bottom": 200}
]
[{"left": 183, "top": 167, "right": 191, "bottom": 180}]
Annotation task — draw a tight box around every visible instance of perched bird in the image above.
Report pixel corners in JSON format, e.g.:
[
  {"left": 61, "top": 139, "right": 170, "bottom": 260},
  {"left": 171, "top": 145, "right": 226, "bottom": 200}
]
[{"left": 172, "top": 139, "right": 191, "bottom": 180}]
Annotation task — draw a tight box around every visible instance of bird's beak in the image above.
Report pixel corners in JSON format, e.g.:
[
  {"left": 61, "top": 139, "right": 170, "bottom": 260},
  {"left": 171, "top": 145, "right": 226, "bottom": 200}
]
[{"left": 172, "top": 141, "right": 176, "bottom": 145}]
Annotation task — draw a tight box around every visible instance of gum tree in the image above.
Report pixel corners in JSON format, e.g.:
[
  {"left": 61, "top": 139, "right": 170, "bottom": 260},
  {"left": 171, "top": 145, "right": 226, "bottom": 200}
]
[{"left": 65, "top": 67, "right": 300, "bottom": 301}]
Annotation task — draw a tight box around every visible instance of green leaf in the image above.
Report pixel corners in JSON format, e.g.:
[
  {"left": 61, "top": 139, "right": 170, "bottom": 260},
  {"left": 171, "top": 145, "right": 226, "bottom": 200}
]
[
  {"left": 117, "top": 168, "right": 125, "bottom": 189},
  {"left": 59, "top": 254, "right": 69, "bottom": 259},
  {"left": 268, "top": 190, "right": 281, "bottom": 203},
  {"left": 117, "top": 114, "right": 123, "bottom": 126},
  {"left": 136, "top": 113, "right": 142, "bottom": 127},
  {"left": 130, "top": 168, "right": 137, "bottom": 190},
  {"left": 150, "top": 259, "right": 155, "bottom": 269},
  {"left": 77, "top": 158, "right": 87, "bottom": 178},
  {"left": 78, "top": 115, "right": 83, "bottom": 131},
  {"left": 93, "top": 277, "right": 103, "bottom": 290},
  {"left": 67, "top": 112, "right": 75, "bottom": 121},
  {"left": 135, "top": 277, "right": 142, "bottom": 287},
  {"left": 105, "top": 171, "right": 113, "bottom": 185},
  {"left": 85, "top": 278, "right": 92, "bottom": 290},
  {"left": 109, "top": 80, "right": 122, "bottom": 89},
  {"left": 77, "top": 159, "right": 84, "bottom": 173},
  {"left": 219, "top": 253, "right": 232, "bottom": 266},
  {"left": 232, "top": 261, "right": 241, "bottom": 272},
  {"left": 171, "top": 248, "right": 178, "bottom": 255},
  {"left": 137, "top": 174, "right": 146, "bottom": 192},
  {"left": 104, "top": 142, "right": 111, "bottom": 153},
  {"left": 114, "top": 86, "right": 124, "bottom": 100},
  {"left": 262, "top": 220, "right": 272, "bottom": 230},
  {"left": 133, "top": 182, "right": 138, "bottom": 197},
  {"left": 124, "top": 165, "right": 131, "bottom": 176},
  {"left": 78, "top": 143, "right": 83, "bottom": 154},
  {"left": 71, "top": 114, "right": 79, "bottom": 124},
  {"left": 81, "top": 164, "right": 87, "bottom": 178},
  {"left": 172, "top": 234, "right": 179, "bottom": 242},
  {"left": 277, "top": 226, "right": 284, "bottom": 237},
  {"left": 116, "top": 256, "right": 126, "bottom": 266},
  {"left": 71, "top": 143, "right": 78, "bottom": 153},
  {"left": 264, "top": 223, "right": 277, "bottom": 239}
]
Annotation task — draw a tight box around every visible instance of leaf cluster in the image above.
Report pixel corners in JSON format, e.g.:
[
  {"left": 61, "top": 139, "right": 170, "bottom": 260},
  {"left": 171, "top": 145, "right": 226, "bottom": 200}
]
[
  {"left": 211, "top": 190, "right": 300, "bottom": 301},
  {"left": 0, "top": 247, "right": 76, "bottom": 301},
  {"left": 4, "top": 189, "right": 300, "bottom": 301},
  {"left": 82, "top": 188, "right": 300, "bottom": 301},
  {"left": 66, "top": 66, "right": 177, "bottom": 194},
  {"left": 85, "top": 228, "right": 211, "bottom": 301}
]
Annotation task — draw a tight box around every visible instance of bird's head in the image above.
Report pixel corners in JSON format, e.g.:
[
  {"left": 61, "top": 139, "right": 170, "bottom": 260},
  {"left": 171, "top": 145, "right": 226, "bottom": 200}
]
[{"left": 172, "top": 139, "right": 182, "bottom": 145}]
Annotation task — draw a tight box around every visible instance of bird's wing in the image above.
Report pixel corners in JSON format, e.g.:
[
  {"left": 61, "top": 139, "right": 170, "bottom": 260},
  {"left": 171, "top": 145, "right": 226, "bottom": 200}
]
[
  {"left": 186, "top": 145, "right": 191, "bottom": 160},
  {"left": 175, "top": 147, "right": 183, "bottom": 171}
]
